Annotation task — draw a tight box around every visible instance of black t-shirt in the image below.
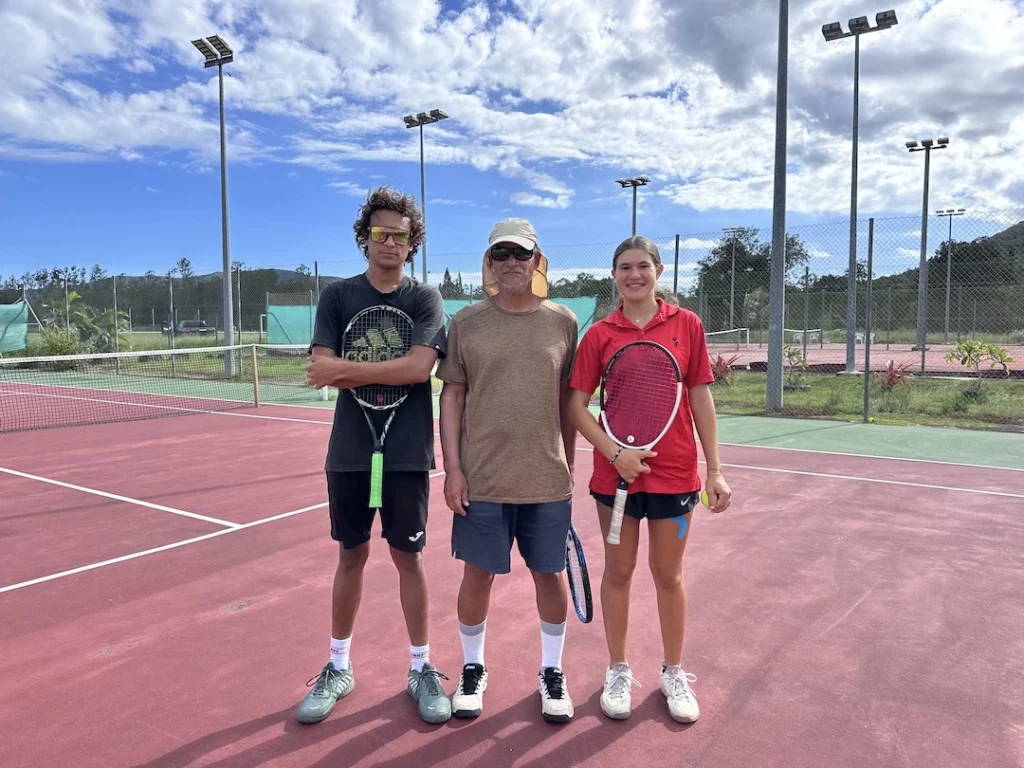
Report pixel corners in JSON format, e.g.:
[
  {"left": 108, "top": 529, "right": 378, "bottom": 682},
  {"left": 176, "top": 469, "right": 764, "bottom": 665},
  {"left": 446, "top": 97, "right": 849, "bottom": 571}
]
[{"left": 309, "top": 273, "right": 447, "bottom": 473}]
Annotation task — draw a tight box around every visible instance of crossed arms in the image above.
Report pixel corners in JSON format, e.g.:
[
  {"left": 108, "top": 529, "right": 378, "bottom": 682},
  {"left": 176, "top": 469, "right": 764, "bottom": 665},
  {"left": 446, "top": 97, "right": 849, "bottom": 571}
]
[{"left": 306, "top": 344, "right": 438, "bottom": 389}]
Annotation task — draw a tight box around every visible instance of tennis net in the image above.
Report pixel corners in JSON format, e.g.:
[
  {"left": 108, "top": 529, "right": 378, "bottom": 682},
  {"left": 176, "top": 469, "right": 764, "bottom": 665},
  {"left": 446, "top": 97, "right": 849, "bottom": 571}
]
[{"left": 0, "top": 344, "right": 319, "bottom": 433}]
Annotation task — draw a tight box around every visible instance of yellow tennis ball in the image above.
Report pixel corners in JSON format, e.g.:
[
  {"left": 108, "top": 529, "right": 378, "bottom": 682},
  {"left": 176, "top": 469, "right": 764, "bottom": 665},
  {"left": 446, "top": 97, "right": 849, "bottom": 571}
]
[
  {"left": 869, "top": 417, "right": 874, "bottom": 423},
  {"left": 700, "top": 489, "right": 710, "bottom": 508}
]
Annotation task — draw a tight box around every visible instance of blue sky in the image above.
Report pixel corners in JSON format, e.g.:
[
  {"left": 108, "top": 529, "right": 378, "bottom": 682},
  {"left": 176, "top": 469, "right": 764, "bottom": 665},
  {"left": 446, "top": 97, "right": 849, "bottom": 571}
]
[{"left": 2, "top": 0, "right": 1023, "bottom": 289}]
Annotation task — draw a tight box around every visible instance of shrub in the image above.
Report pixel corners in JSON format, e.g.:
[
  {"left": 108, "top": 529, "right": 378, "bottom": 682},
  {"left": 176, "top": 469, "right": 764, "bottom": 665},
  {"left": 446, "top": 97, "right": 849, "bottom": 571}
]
[
  {"left": 710, "top": 354, "right": 740, "bottom": 386},
  {"left": 873, "top": 360, "right": 913, "bottom": 391}
]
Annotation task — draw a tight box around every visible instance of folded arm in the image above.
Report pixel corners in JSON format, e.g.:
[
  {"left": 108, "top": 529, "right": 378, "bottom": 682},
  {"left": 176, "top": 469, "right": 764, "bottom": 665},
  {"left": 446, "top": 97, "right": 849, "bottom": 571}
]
[{"left": 307, "top": 344, "right": 438, "bottom": 389}]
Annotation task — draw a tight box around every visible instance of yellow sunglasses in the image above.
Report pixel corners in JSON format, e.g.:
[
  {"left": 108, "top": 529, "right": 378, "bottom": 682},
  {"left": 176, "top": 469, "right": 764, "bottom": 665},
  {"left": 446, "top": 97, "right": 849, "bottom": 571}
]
[{"left": 369, "top": 226, "right": 411, "bottom": 246}]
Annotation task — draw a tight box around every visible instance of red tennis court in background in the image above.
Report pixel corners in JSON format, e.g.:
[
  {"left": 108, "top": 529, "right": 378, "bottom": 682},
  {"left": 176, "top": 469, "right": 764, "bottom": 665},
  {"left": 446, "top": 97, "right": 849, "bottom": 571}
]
[{"left": 2, "top": 397, "right": 1023, "bottom": 767}]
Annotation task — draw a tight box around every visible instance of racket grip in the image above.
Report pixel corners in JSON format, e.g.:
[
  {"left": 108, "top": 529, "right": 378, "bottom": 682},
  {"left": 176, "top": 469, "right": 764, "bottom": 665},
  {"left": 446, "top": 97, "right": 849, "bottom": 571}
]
[
  {"left": 369, "top": 452, "right": 383, "bottom": 509},
  {"left": 607, "top": 486, "right": 628, "bottom": 545}
]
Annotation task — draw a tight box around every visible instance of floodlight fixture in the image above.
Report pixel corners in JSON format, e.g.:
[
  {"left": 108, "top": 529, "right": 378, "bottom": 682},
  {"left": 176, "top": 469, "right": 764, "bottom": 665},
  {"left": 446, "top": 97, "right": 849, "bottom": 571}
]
[
  {"left": 820, "top": 8, "right": 899, "bottom": 373},
  {"left": 403, "top": 107, "right": 451, "bottom": 282}
]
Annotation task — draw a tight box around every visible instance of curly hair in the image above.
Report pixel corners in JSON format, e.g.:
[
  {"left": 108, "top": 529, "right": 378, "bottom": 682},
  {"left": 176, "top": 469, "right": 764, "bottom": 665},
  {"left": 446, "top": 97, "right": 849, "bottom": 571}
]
[{"left": 352, "top": 186, "right": 425, "bottom": 264}]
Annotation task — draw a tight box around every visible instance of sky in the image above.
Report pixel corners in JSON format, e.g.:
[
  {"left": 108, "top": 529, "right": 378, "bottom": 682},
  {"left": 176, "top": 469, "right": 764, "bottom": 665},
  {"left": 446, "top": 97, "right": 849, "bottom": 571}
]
[{"left": 2, "top": 0, "right": 1024, "bottom": 288}]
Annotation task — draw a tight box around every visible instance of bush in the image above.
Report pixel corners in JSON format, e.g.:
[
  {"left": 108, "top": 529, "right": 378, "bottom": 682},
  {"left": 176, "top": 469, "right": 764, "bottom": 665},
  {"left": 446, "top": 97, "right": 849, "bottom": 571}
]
[
  {"left": 38, "top": 327, "right": 85, "bottom": 367},
  {"left": 710, "top": 354, "right": 740, "bottom": 386},
  {"left": 873, "top": 360, "right": 913, "bottom": 391}
]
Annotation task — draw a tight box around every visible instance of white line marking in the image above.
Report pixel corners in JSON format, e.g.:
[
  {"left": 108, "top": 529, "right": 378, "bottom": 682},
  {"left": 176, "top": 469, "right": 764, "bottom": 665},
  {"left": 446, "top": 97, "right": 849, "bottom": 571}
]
[
  {"left": 0, "top": 502, "right": 328, "bottom": 595},
  {"left": 572, "top": 447, "right": 1021, "bottom": 499},
  {"left": 3, "top": 388, "right": 334, "bottom": 427},
  {"left": 1, "top": 472, "right": 450, "bottom": 594},
  {"left": 711, "top": 439, "right": 1024, "bottom": 474},
  {"left": 0, "top": 467, "right": 241, "bottom": 529},
  {"left": 715, "top": 461, "right": 1024, "bottom": 499}
]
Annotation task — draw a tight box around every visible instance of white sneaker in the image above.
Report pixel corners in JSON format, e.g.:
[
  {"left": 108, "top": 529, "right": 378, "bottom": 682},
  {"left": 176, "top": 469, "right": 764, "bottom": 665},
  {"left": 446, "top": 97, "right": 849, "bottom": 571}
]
[
  {"left": 600, "top": 662, "right": 641, "bottom": 720},
  {"left": 661, "top": 664, "right": 700, "bottom": 723},
  {"left": 539, "top": 667, "right": 574, "bottom": 723},
  {"left": 452, "top": 663, "right": 487, "bottom": 718}
]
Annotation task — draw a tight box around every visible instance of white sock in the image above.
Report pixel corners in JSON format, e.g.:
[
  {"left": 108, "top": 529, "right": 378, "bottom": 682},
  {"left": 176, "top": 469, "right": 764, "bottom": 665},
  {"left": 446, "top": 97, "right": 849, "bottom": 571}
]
[
  {"left": 330, "top": 636, "right": 351, "bottom": 670},
  {"left": 540, "top": 620, "right": 566, "bottom": 671},
  {"left": 459, "top": 620, "right": 487, "bottom": 666},
  {"left": 410, "top": 643, "right": 430, "bottom": 672}
]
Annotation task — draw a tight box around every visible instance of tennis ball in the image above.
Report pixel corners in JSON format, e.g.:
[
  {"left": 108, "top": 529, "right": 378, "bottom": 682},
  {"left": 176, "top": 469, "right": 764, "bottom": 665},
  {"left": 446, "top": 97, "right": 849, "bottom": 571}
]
[
  {"left": 868, "top": 417, "right": 875, "bottom": 423},
  {"left": 700, "top": 489, "right": 710, "bottom": 508}
]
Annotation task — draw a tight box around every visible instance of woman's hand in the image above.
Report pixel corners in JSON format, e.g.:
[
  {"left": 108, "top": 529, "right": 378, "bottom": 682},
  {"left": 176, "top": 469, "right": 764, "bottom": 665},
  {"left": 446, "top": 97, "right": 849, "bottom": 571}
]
[
  {"left": 613, "top": 448, "right": 657, "bottom": 483},
  {"left": 704, "top": 472, "right": 732, "bottom": 513}
]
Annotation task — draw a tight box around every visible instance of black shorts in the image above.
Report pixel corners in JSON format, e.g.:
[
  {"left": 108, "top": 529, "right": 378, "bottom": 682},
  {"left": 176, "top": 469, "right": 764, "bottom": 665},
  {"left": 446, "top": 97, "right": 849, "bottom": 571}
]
[
  {"left": 590, "top": 489, "right": 701, "bottom": 521},
  {"left": 327, "top": 471, "right": 430, "bottom": 553}
]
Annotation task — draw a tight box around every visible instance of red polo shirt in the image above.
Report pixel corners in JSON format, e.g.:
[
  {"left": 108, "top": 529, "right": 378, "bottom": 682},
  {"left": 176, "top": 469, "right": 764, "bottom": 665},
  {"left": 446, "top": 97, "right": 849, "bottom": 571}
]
[{"left": 569, "top": 299, "right": 714, "bottom": 496}]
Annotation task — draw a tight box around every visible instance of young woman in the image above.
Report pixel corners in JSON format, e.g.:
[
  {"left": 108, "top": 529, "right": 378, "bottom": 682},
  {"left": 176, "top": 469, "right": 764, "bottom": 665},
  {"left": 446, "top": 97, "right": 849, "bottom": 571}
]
[{"left": 567, "top": 235, "right": 732, "bottom": 723}]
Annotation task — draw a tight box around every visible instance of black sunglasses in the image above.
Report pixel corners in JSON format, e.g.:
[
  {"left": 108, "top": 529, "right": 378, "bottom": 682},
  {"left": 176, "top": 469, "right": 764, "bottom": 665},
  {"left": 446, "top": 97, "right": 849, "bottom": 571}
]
[{"left": 489, "top": 246, "right": 535, "bottom": 262}]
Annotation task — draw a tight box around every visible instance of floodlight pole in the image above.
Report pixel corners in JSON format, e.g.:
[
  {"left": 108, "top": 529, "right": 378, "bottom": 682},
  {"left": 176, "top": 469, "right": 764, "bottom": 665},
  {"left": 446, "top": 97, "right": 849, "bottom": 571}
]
[
  {"left": 822, "top": 10, "right": 898, "bottom": 374},
  {"left": 192, "top": 35, "right": 236, "bottom": 376},
  {"left": 907, "top": 138, "right": 949, "bottom": 372},
  {"left": 403, "top": 109, "right": 449, "bottom": 283},
  {"left": 766, "top": 0, "right": 789, "bottom": 413},
  {"left": 937, "top": 207, "right": 965, "bottom": 343},
  {"left": 614, "top": 176, "right": 650, "bottom": 236},
  {"left": 723, "top": 227, "right": 743, "bottom": 330}
]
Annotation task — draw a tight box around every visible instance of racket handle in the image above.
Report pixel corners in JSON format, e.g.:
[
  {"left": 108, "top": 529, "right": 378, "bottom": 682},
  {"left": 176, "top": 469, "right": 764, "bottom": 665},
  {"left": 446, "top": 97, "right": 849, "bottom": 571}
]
[
  {"left": 607, "top": 484, "right": 628, "bottom": 545},
  {"left": 369, "top": 451, "right": 384, "bottom": 509}
]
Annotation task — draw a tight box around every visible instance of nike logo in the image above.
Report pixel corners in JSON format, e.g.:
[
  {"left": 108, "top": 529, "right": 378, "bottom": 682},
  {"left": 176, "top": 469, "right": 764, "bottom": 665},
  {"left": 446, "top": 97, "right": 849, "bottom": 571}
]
[{"left": 409, "top": 531, "right": 424, "bottom": 542}]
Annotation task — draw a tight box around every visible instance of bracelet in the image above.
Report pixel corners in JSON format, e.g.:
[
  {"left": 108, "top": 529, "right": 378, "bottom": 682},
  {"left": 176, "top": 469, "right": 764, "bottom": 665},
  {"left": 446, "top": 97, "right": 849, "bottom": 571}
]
[
  {"left": 706, "top": 468, "right": 723, "bottom": 475},
  {"left": 610, "top": 447, "right": 624, "bottom": 463}
]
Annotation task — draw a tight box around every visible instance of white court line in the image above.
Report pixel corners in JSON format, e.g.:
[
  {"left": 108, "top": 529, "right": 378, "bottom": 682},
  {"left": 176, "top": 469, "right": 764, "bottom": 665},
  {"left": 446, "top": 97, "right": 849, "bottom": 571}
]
[
  {"left": 4, "top": 389, "right": 333, "bottom": 426},
  {"left": 0, "top": 471, "right": 448, "bottom": 595},
  {"left": 0, "top": 467, "right": 241, "bottom": 529},
  {"left": 570, "top": 446, "right": 1022, "bottom": 499},
  {"left": 711, "top": 439, "right": 1024, "bottom": 474}
]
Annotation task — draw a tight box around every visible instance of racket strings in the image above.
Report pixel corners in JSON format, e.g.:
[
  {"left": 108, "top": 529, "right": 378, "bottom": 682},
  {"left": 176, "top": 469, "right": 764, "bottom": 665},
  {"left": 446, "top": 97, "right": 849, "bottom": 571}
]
[
  {"left": 603, "top": 346, "right": 679, "bottom": 446},
  {"left": 342, "top": 309, "right": 413, "bottom": 408}
]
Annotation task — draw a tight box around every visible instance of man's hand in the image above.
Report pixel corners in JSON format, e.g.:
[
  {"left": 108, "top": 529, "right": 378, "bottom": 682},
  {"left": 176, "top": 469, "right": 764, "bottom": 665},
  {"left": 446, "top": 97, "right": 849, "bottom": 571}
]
[
  {"left": 306, "top": 354, "right": 346, "bottom": 389},
  {"left": 612, "top": 448, "right": 657, "bottom": 483},
  {"left": 444, "top": 469, "right": 470, "bottom": 516}
]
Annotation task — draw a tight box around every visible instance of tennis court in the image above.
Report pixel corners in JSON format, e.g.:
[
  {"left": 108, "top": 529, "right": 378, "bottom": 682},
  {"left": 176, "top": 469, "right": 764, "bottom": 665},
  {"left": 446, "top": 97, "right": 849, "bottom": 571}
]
[{"left": 2, "top": 346, "right": 1023, "bottom": 767}]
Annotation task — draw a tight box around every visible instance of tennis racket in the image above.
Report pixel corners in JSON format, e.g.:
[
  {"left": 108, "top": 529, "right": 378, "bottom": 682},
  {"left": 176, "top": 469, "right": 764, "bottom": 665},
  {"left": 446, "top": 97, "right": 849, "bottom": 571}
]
[
  {"left": 341, "top": 305, "right": 414, "bottom": 509},
  {"left": 599, "top": 340, "right": 682, "bottom": 545},
  {"left": 565, "top": 522, "right": 593, "bottom": 623}
]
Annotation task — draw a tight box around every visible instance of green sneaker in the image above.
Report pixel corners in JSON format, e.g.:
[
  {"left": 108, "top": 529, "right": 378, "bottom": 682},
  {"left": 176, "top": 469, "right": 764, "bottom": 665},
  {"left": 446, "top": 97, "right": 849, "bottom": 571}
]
[
  {"left": 297, "top": 661, "right": 354, "bottom": 724},
  {"left": 407, "top": 663, "right": 452, "bottom": 724}
]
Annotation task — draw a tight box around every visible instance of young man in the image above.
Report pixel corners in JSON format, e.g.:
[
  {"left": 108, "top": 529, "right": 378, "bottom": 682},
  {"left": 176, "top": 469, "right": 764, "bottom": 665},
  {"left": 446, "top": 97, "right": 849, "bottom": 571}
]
[
  {"left": 436, "top": 218, "right": 579, "bottom": 724},
  {"left": 297, "top": 186, "right": 452, "bottom": 726}
]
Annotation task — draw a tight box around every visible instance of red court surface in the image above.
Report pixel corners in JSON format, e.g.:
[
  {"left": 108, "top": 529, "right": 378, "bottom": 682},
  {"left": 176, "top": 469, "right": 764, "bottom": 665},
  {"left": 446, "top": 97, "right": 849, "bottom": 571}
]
[
  {"left": 2, "top": 407, "right": 1023, "bottom": 768},
  {"left": 706, "top": 340, "right": 1024, "bottom": 376}
]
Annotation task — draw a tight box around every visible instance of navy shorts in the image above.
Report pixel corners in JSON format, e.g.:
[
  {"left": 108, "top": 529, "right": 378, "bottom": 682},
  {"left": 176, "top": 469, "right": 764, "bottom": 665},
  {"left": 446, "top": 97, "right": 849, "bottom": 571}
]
[
  {"left": 590, "top": 490, "right": 701, "bottom": 521},
  {"left": 451, "top": 499, "right": 572, "bottom": 575},
  {"left": 327, "top": 471, "right": 429, "bottom": 553}
]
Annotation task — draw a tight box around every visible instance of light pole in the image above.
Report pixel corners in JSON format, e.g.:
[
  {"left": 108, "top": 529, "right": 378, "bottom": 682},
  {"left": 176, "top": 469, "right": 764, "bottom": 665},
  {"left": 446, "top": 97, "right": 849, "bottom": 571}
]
[
  {"left": 191, "top": 34, "right": 235, "bottom": 376},
  {"left": 766, "top": 0, "right": 789, "bottom": 413},
  {"left": 615, "top": 176, "right": 650, "bottom": 235},
  {"left": 822, "top": 10, "right": 898, "bottom": 373},
  {"left": 723, "top": 227, "right": 743, "bottom": 329},
  {"left": 936, "top": 207, "right": 965, "bottom": 344},
  {"left": 403, "top": 109, "right": 449, "bottom": 284},
  {"left": 906, "top": 137, "right": 950, "bottom": 372}
]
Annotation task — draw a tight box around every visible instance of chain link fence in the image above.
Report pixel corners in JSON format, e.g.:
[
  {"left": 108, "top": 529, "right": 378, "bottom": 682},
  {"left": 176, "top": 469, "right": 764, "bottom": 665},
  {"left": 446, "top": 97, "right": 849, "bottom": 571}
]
[{"left": 3, "top": 209, "right": 1021, "bottom": 431}]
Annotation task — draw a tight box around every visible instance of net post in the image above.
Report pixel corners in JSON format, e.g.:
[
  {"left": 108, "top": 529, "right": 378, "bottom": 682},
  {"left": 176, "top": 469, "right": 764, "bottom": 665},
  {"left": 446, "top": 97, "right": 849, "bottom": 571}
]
[{"left": 250, "top": 344, "right": 261, "bottom": 408}]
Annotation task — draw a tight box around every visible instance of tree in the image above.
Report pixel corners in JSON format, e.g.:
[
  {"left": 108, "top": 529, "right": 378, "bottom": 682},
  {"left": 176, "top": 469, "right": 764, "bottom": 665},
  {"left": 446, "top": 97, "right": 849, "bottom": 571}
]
[{"left": 696, "top": 229, "right": 810, "bottom": 331}]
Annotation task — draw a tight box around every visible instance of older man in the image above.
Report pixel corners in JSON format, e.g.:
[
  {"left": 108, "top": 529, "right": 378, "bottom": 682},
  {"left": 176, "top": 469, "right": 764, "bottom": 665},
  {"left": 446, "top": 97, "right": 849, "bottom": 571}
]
[{"left": 436, "top": 218, "right": 579, "bottom": 724}]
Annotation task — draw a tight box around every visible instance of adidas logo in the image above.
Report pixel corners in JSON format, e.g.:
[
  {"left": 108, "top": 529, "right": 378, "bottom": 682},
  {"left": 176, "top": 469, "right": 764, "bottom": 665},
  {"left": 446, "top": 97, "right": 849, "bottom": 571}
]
[{"left": 345, "top": 326, "right": 406, "bottom": 363}]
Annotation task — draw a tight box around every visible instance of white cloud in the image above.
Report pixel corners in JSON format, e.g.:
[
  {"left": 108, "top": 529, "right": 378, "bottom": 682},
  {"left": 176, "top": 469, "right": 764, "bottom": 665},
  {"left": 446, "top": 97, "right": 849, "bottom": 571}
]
[{"left": 1, "top": 0, "right": 1023, "bottom": 216}]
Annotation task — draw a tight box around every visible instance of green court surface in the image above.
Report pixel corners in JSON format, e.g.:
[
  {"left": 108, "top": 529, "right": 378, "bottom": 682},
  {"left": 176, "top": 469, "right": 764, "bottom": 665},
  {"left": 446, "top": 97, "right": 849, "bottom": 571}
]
[{"left": 711, "top": 414, "right": 1024, "bottom": 470}]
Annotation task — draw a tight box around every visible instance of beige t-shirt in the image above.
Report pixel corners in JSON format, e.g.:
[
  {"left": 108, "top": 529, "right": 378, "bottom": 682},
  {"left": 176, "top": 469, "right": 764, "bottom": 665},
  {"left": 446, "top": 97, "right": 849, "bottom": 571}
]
[{"left": 436, "top": 298, "right": 578, "bottom": 504}]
